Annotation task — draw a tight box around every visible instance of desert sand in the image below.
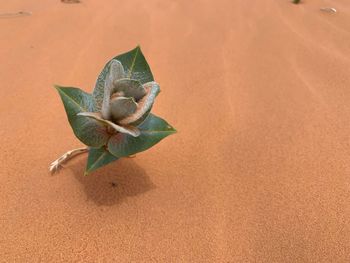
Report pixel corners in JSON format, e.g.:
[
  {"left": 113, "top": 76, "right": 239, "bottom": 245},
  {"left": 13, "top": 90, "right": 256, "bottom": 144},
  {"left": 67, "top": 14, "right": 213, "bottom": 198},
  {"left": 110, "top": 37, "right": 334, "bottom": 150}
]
[{"left": 1, "top": 0, "right": 350, "bottom": 261}]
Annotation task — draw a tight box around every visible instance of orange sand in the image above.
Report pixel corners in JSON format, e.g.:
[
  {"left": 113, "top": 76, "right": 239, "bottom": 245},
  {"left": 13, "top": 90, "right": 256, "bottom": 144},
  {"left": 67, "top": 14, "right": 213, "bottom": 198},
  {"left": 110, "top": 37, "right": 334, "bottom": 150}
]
[{"left": 1, "top": 0, "right": 350, "bottom": 261}]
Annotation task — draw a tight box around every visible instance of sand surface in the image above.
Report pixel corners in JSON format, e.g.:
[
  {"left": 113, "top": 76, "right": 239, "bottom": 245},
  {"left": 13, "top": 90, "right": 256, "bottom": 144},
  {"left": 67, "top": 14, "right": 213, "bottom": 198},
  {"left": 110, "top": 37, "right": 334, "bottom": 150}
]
[{"left": 1, "top": 0, "right": 350, "bottom": 261}]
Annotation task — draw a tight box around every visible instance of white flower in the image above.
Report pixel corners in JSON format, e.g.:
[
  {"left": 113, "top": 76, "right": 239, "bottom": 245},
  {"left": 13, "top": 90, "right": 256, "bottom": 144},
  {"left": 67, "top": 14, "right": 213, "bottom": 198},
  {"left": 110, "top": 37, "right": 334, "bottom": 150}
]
[{"left": 78, "top": 60, "right": 160, "bottom": 137}]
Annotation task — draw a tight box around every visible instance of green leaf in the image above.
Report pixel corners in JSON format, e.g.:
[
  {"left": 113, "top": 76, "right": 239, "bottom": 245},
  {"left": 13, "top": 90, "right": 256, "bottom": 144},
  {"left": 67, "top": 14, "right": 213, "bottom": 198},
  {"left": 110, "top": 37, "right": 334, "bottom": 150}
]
[
  {"left": 93, "top": 46, "right": 154, "bottom": 110},
  {"left": 107, "top": 114, "right": 176, "bottom": 158},
  {"left": 55, "top": 86, "right": 110, "bottom": 147},
  {"left": 115, "top": 46, "right": 154, "bottom": 84},
  {"left": 85, "top": 147, "right": 118, "bottom": 175}
]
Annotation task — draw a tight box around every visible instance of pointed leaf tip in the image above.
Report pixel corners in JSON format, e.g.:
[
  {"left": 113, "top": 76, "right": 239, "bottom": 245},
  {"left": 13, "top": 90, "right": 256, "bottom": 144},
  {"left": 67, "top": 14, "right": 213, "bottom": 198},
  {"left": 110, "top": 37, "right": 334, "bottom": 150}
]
[{"left": 85, "top": 147, "right": 119, "bottom": 174}]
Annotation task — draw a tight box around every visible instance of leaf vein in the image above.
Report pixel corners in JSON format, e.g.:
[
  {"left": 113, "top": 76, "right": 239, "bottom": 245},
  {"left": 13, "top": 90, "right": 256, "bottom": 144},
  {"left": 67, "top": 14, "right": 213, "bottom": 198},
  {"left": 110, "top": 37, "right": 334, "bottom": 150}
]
[
  {"left": 59, "top": 89, "right": 89, "bottom": 112},
  {"left": 127, "top": 47, "right": 139, "bottom": 78},
  {"left": 88, "top": 151, "right": 107, "bottom": 172}
]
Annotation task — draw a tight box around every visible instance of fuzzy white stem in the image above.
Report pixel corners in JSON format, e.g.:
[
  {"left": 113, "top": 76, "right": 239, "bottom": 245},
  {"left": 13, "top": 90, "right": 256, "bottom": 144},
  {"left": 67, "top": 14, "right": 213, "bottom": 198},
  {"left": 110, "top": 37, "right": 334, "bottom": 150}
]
[{"left": 49, "top": 147, "right": 88, "bottom": 173}]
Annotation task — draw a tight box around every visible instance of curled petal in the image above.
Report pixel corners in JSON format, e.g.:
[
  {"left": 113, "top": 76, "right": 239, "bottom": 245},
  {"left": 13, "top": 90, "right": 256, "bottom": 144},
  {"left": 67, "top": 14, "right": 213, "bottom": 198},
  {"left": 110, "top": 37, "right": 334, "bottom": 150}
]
[
  {"left": 77, "top": 112, "right": 140, "bottom": 137},
  {"left": 101, "top": 60, "right": 125, "bottom": 120},
  {"left": 110, "top": 96, "right": 137, "bottom": 121},
  {"left": 112, "top": 78, "right": 146, "bottom": 101},
  {"left": 118, "top": 82, "right": 160, "bottom": 125}
]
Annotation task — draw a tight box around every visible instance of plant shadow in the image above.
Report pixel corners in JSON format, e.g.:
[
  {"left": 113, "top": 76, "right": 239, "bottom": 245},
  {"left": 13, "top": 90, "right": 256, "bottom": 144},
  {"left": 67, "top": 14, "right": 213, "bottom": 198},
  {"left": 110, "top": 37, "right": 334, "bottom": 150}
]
[{"left": 69, "top": 157, "right": 155, "bottom": 206}]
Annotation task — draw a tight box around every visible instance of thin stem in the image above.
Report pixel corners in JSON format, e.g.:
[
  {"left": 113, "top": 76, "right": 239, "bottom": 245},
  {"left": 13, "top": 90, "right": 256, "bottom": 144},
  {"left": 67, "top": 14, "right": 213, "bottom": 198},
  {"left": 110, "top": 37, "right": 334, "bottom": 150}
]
[{"left": 49, "top": 147, "right": 88, "bottom": 174}]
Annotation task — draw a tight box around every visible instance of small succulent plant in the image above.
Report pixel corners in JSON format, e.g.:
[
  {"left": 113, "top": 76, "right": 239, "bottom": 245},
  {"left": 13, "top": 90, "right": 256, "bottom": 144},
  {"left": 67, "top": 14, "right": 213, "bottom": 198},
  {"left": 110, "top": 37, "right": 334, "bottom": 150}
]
[{"left": 51, "top": 46, "right": 176, "bottom": 175}]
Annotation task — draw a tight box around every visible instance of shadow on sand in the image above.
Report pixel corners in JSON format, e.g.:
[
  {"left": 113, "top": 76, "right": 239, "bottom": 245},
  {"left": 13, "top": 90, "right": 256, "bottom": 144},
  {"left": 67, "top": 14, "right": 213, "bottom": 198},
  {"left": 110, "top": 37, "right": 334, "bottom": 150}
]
[{"left": 69, "top": 157, "right": 155, "bottom": 206}]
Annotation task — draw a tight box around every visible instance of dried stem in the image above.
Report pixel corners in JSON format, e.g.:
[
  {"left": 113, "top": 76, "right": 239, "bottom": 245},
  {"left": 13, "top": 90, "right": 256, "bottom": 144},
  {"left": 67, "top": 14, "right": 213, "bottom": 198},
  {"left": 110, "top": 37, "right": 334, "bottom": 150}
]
[{"left": 49, "top": 147, "right": 88, "bottom": 174}]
